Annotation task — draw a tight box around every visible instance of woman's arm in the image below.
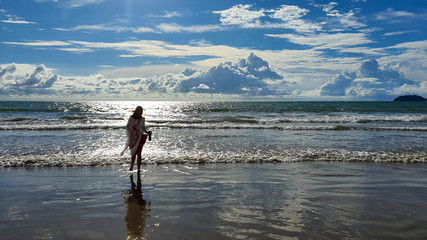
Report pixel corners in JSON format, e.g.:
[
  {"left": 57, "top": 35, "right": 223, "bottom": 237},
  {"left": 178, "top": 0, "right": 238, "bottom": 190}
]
[
  {"left": 126, "top": 118, "right": 132, "bottom": 129},
  {"left": 141, "top": 117, "right": 148, "bottom": 133}
]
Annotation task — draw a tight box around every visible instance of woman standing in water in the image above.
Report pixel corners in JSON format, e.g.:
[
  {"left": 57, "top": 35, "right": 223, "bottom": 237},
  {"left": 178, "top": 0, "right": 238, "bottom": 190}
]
[{"left": 125, "top": 106, "right": 151, "bottom": 172}]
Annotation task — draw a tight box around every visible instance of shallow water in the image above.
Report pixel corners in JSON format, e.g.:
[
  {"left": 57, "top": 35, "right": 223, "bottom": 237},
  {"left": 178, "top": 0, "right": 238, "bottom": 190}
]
[
  {"left": 1, "top": 163, "right": 426, "bottom": 239},
  {"left": 1, "top": 101, "right": 426, "bottom": 167}
]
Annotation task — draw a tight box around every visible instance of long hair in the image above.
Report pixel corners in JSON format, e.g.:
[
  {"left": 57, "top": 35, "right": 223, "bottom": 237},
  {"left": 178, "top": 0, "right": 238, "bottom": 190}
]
[{"left": 131, "top": 106, "right": 143, "bottom": 119}]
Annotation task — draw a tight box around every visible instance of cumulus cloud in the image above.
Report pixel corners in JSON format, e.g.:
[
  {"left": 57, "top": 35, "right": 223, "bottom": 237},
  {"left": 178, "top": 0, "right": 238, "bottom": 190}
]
[
  {"left": 0, "top": 64, "right": 17, "bottom": 78},
  {"left": 2, "top": 57, "right": 424, "bottom": 100},
  {"left": 270, "top": 5, "right": 309, "bottom": 21},
  {"left": 0, "top": 64, "right": 59, "bottom": 95},
  {"left": 319, "top": 59, "right": 422, "bottom": 98},
  {"left": 136, "top": 53, "right": 285, "bottom": 96},
  {"left": 0, "top": 53, "right": 287, "bottom": 99},
  {"left": 213, "top": 4, "right": 265, "bottom": 27},
  {"left": 212, "top": 4, "right": 322, "bottom": 33},
  {"left": 176, "top": 53, "right": 284, "bottom": 95},
  {"left": 212, "top": 3, "right": 365, "bottom": 33}
]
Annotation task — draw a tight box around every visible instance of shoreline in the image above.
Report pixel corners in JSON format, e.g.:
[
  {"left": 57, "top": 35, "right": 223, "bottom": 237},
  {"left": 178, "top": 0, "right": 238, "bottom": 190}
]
[
  {"left": 1, "top": 150, "right": 426, "bottom": 168},
  {"left": 1, "top": 162, "right": 427, "bottom": 239}
]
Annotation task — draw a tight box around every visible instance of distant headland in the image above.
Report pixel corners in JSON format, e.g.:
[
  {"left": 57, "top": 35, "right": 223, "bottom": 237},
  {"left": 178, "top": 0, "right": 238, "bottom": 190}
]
[{"left": 393, "top": 95, "right": 426, "bottom": 102}]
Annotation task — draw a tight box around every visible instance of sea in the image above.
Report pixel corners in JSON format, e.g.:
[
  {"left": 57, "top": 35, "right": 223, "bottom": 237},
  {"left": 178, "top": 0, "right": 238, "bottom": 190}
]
[{"left": 0, "top": 101, "right": 426, "bottom": 167}]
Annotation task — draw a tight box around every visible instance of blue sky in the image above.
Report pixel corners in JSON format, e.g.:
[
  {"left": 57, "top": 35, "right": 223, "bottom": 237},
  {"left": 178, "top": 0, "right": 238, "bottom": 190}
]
[{"left": 1, "top": 0, "right": 426, "bottom": 100}]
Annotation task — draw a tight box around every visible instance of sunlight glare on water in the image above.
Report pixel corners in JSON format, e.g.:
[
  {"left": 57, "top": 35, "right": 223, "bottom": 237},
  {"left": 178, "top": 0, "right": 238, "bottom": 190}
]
[{"left": 0, "top": 101, "right": 426, "bottom": 166}]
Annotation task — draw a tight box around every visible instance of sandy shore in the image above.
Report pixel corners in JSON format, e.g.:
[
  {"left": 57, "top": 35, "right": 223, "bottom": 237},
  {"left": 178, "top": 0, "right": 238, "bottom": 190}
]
[{"left": 1, "top": 162, "right": 427, "bottom": 240}]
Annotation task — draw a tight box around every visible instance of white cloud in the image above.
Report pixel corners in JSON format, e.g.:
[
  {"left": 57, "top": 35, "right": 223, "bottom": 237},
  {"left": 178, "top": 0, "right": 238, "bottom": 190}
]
[
  {"left": 395, "top": 81, "right": 427, "bottom": 96},
  {"left": 177, "top": 53, "right": 284, "bottom": 95},
  {"left": 0, "top": 9, "right": 36, "bottom": 24},
  {"left": 270, "top": 5, "right": 309, "bottom": 21},
  {"left": 2, "top": 56, "right": 424, "bottom": 100},
  {"left": 386, "top": 40, "right": 427, "bottom": 50},
  {"left": 100, "top": 64, "right": 195, "bottom": 78},
  {"left": 0, "top": 54, "right": 288, "bottom": 99},
  {"left": 377, "top": 40, "right": 427, "bottom": 83},
  {"left": 0, "top": 64, "right": 59, "bottom": 95},
  {"left": 213, "top": 4, "right": 322, "bottom": 33},
  {"left": 45, "top": 3, "right": 365, "bottom": 35},
  {"left": 134, "top": 27, "right": 158, "bottom": 33},
  {"left": 1, "top": 19, "right": 36, "bottom": 24},
  {"left": 61, "top": 0, "right": 105, "bottom": 8},
  {"left": 194, "top": 84, "right": 210, "bottom": 90},
  {"left": 2, "top": 40, "right": 71, "bottom": 47},
  {"left": 316, "top": 2, "right": 366, "bottom": 30},
  {"left": 266, "top": 33, "right": 373, "bottom": 49},
  {"left": 211, "top": 3, "right": 368, "bottom": 33},
  {"left": 53, "top": 24, "right": 157, "bottom": 33},
  {"left": 375, "top": 8, "right": 416, "bottom": 21},
  {"left": 55, "top": 47, "right": 94, "bottom": 53},
  {"left": 318, "top": 59, "right": 424, "bottom": 99},
  {"left": 147, "top": 11, "right": 183, "bottom": 18},
  {"left": 156, "top": 23, "right": 223, "bottom": 33},
  {"left": 66, "top": 39, "right": 253, "bottom": 62},
  {"left": 98, "top": 65, "right": 113, "bottom": 68},
  {"left": 0, "top": 64, "right": 17, "bottom": 79},
  {"left": 331, "top": 10, "right": 366, "bottom": 29},
  {"left": 383, "top": 30, "right": 418, "bottom": 36},
  {"left": 53, "top": 22, "right": 222, "bottom": 34},
  {"left": 213, "top": 4, "right": 265, "bottom": 27}
]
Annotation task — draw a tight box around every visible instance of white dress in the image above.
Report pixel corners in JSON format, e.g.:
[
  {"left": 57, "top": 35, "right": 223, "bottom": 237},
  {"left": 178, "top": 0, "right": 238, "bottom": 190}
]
[{"left": 121, "top": 117, "right": 147, "bottom": 156}]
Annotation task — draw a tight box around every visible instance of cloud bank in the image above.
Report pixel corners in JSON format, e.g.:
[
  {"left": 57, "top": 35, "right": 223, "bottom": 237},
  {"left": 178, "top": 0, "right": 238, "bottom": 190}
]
[
  {"left": 0, "top": 53, "right": 287, "bottom": 99},
  {"left": 0, "top": 64, "right": 58, "bottom": 95},
  {"left": 319, "top": 59, "right": 425, "bottom": 98},
  {"left": 1, "top": 55, "right": 425, "bottom": 100}
]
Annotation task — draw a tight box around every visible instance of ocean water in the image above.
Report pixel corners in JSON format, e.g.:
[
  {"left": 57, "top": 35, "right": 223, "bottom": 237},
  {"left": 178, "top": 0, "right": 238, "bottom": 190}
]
[{"left": 0, "top": 101, "right": 426, "bottom": 167}]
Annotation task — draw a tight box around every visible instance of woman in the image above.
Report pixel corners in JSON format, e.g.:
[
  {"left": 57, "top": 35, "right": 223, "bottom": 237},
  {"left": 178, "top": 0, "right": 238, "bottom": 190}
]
[{"left": 125, "top": 106, "right": 151, "bottom": 171}]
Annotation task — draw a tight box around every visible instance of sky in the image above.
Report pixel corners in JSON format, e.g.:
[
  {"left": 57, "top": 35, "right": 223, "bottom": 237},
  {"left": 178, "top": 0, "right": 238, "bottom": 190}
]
[{"left": 1, "top": 0, "right": 427, "bottom": 101}]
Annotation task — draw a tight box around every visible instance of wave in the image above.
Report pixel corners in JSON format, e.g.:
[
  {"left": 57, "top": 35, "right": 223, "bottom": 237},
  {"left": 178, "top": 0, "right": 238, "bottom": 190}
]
[
  {"left": 61, "top": 116, "right": 88, "bottom": 120},
  {"left": 2, "top": 117, "right": 36, "bottom": 122},
  {"left": 0, "top": 124, "right": 125, "bottom": 131},
  {"left": 1, "top": 116, "right": 425, "bottom": 128},
  {"left": 0, "top": 107, "right": 86, "bottom": 113},
  {"left": 1, "top": 150, "right": 425, "bottom": 167},
  {"left": 1, "top": 123, "right": 426, "bottom": 132}
]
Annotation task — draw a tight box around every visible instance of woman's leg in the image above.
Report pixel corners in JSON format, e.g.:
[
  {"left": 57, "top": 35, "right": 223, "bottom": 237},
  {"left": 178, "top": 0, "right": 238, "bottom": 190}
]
[
  {"left": 130, "top": 154, "right": 136, "bottom": 171},
  {"left": 135, "top": 135, "right": 147, "bottom": 172},
  {"left": 137, "top": 154, "right": 142, "bottom": 172}
]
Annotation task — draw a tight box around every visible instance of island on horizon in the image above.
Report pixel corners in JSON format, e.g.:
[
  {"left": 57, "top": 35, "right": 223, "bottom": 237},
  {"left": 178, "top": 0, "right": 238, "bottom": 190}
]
[{"left": 393, "top": 95, "right": 426, "bottom": 102}]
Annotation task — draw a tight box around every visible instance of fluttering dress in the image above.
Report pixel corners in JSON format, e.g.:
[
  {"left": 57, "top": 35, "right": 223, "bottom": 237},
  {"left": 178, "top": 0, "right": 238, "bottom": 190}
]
[{"left": 121, "top": 117, "right": 148, "bottom": 156}]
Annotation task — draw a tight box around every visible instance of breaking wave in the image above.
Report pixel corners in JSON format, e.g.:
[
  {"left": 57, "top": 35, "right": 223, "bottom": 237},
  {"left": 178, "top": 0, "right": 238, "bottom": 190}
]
[{"left": 1, "top": 149, "right": 425, "bottom": 167}]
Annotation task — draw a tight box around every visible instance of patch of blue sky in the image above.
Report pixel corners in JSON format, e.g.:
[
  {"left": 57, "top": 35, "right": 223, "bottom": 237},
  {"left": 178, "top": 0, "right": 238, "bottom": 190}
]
[{"left": 0, "top": 0, "right": 426, "bottom": 100}]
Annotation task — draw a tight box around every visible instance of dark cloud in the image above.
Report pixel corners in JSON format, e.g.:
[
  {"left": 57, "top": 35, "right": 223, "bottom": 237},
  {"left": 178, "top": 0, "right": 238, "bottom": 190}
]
[{"left": 319, "top": 59, "right": 417, "bottom": 98}]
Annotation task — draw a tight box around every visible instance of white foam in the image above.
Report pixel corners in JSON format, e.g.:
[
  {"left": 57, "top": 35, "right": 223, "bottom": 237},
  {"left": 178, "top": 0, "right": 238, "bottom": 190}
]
[{"left": 1, "top": 149, "right": 425, "bottom": 167}]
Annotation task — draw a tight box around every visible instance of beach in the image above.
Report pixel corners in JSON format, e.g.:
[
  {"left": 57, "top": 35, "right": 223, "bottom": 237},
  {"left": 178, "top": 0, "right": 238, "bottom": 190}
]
[
  {"left": 1, "top": 101, "right": 426, "bottom": 239},
  {"left": 1, "top": 162, "right": 427, "bottom": 240}
]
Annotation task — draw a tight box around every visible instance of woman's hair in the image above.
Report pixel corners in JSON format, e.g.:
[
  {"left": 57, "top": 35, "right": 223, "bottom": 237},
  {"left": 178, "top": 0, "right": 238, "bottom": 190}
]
[{"left": 131, "top": 106, "right": 143, "bottom": 119}]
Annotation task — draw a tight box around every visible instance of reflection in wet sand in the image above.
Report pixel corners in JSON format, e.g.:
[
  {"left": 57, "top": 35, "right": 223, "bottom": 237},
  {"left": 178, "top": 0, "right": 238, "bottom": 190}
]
[{"left": 124, "top": 172, "right": 150, "bottom": 240}]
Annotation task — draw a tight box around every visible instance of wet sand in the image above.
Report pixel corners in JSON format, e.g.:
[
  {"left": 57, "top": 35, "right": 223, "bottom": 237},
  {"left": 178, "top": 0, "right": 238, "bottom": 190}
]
[{"left": 1, "top": 162, "right": 427, "bottom": 240}]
